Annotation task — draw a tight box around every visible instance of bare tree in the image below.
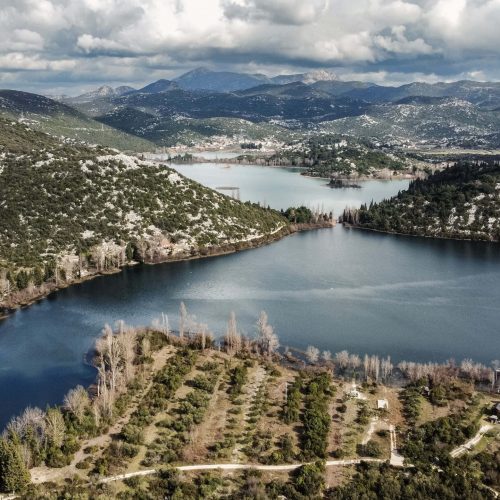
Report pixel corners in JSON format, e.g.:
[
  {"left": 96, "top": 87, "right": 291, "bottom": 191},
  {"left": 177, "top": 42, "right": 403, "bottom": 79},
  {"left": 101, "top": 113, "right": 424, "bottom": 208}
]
[
  {"left": 162, "top": 312, "right": 170, "bottom": 339},
  {"left": 99, "top": 324, "right": 122, "bottom": 394},
  {"left": 198, "top": 323, "right": 210, "bottom": 350},
  {"left": 92, "top": 401, "right": 101, "bottom": 427},
  {"left": 45, "top": 408, "right": 66, "bottom": 448},
  {"left": 18, "top": 442, "right": 32, "bottom": 469},
  {"left": 381, "top": 356, "right": 393, "bottom": 382},
  {"left": 6, "top": 407, "right": 46, "bottom": 445},
  {"left": 322, "top": 350, "right": 332, "bottom": 363},
  {"left": 363, "top": 354, "right": 370, "bottom": 380},
  {"left": 116, "top": 322, "right": 136, "bottom": 383},
  {"left": 224, "top": 311, "right": 242, "bottom": 355},
  {"left": 306, "top": 345, "right": 320, "bottom": 364},
  {"left": 256, "top": 311, "right": 279, "bottom": 357},
  {"left": 179, "top": 302, "right": 187, "bottom": 339},
  {"left": 348, "top": 354, "right": 361, "bottom": 371},
  {"left": 335, "top": 350, "right": 349, "bottom": 371},
  {"left": 64, "top": 386, "right": 90, "bottom": 423}
]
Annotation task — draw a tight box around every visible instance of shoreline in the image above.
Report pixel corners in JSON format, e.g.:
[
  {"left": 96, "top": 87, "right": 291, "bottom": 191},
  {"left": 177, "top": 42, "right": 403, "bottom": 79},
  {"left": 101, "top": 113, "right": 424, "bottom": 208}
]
[
  {"left": 0, "top": 221, "right": 335, "bottom": 320},
  {"left": 157, "top": 157, "right": 418, "bottom": 181},
  {"left": 301, "top": 172, "right": 417, "bottom": 181},
  {"left": 342, "top": 222, "right": 498, "bottom": 244}
]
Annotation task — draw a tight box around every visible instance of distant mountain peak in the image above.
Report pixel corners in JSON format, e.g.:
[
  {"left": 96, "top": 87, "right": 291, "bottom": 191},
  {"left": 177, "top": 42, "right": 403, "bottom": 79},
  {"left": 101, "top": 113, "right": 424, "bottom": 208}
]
[
  {"left": 95, "top": 85, "right": 115, "bottom": 96},
  {"left": 135, "top": 79, "right": 179, "bottom": 94},
  {"left": 182, "top": 67, "right": 212, "bottom": 76},
  {"left": 302, "top": 70, "right": 337, "bottom": 84}
]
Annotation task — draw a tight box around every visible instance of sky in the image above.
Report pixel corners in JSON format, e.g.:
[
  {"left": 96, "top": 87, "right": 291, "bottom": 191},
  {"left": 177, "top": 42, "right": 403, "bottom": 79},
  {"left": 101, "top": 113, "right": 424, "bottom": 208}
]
[{"left": 1, "top": 0, "right": 500, "bottom": 95}]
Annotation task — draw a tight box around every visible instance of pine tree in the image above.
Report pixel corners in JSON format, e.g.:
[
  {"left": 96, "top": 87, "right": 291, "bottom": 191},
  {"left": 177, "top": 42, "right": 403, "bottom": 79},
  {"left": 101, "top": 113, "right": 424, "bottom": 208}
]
[{"left": 0, "top": 438, "right": 30, "bottom": 493}]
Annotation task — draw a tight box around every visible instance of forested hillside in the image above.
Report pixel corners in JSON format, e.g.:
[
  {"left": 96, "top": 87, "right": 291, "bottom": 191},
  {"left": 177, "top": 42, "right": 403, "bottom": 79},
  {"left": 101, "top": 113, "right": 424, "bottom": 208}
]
[
  {"left": 267, "top": 135, "right": 408, "bottom": 178},
  {"left": 343, "top": 162, "right": 500, "bottom": 241},
  {"left": 0, "top": 118, "right": 287, "bottom": 306}
]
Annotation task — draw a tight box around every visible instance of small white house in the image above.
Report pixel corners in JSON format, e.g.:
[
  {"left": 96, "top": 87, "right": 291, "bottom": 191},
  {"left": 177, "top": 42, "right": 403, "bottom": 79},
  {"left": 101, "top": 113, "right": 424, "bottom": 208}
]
[{"left": 377, "top": 399, "right": 389, "bottom": 410}]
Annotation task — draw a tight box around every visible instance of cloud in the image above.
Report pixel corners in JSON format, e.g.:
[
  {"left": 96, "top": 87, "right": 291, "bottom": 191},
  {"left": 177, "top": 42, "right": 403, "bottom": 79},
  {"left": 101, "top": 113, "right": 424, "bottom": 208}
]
[
  {"left": 76, "top": 34, "right": 130, "bottom": 55},
  {"left": 0, "top": 0, "right": 499, "bottom": 92},
  {"left": 222, "top": 0, "right": 328, "bottom": 25}
]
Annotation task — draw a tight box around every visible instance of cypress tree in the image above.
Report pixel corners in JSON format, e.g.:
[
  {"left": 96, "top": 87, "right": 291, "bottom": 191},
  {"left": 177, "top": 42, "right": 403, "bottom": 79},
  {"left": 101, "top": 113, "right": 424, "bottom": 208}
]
[{"left": 0, "top": 438, "right": 30, "bottom": 493}]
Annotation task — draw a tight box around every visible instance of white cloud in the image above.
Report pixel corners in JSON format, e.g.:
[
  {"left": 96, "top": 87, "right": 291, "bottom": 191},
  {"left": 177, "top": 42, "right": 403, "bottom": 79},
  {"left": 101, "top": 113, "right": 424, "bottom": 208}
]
[
  {"left": 0, "top": 0, "right": 499, "bottom": 90},
  {"left": 223, "top": 0, "right": 328, "bottom": 25},
  {"left": 77, "top": 34, "right": 128, "bottom": 54}
]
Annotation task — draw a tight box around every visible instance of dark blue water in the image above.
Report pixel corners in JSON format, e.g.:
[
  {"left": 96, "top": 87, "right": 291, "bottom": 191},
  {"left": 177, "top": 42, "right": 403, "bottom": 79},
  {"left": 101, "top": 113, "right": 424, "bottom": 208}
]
[{"left": 1, "top": 164, "right": 499, "bottom": 428}]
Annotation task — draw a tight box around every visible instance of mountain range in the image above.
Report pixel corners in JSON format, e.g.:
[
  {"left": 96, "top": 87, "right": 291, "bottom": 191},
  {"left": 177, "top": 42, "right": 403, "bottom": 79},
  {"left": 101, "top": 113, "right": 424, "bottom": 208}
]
[{"left": 2, "top": 68, "right": 500, "bottom": 150}]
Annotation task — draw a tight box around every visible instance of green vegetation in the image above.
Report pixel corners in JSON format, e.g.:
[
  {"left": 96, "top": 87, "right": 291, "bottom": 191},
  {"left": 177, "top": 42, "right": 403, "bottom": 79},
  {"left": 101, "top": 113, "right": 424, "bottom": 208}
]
[
  {"left": 282, "top": 206, "right": 314, "bottom": 223},
  {"left": 349, "top": 162, "right": 500, "bottom": 241},
  {"left": 98, "top": 111, "right": 293, "bottom": 147},
  {"left": 402, "top": 409, "right": 481, "bottom": 466},
  {"left": 326, "top": 461, "right": 496, "bottom": 499},
  {"left": 0, "top": 118, "right": 287, "bottom": 305},
  {"left": 0, "top": 438, "right": 30, "bottom": 493},
  {"left": 0, "top": 90, "right": 154, "bottom": 151},
  {"left": 228, "top": 365, "right": 248, "bottom": 396},
  {"left": 281, "top": 375, "right": 303, "bottom": 424},
  {"left": 268, "top": 135, "right": 406, "bottom": 177},
  {"left": 301, "top": 373, "right": 334, "bottom": 460},
  {"left": 475, "top": 450, "right": 500, "bottom": 490}
]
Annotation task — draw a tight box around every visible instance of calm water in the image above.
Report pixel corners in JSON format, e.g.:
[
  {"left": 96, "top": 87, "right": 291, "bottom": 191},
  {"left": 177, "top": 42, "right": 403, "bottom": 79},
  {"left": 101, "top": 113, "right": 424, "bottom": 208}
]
[{"left": 1, "top": 164, "right": 499, "bottom": 427}]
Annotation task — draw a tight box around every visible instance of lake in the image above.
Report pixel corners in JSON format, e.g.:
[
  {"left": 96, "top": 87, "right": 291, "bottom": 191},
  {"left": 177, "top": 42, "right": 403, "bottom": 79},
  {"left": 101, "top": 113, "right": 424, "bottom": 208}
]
[{"left": 1, "top": 163, "right": 499, "bottom": 428}]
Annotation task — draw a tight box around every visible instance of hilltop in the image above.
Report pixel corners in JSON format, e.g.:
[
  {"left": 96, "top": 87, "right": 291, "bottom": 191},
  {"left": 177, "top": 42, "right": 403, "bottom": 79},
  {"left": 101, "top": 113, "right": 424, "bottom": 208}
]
[
  {"left": 0, "top": 118, "right": 293, "bottom": 310},
  {"left": 342, "top": 162, "right": 500, "bottom": 241}
]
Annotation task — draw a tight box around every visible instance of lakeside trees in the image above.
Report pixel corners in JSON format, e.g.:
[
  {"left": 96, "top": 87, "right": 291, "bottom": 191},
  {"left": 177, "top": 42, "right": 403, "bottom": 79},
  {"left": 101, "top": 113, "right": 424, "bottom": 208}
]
[
  {"left": 1, "top": 303, "right": 499, "bottom": 496},
  {"left": 343, "top": 161, "right": 500, "bottom": 241},
  {"left": 256, "top": 311, "right": 279, "bottom": 357}
]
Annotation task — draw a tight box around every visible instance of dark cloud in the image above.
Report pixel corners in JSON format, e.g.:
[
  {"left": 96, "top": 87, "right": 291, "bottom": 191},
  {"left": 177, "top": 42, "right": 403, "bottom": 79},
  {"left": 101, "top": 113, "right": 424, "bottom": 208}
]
[{"left": 0, "top": 0, "right": 499, "bottom": 94}]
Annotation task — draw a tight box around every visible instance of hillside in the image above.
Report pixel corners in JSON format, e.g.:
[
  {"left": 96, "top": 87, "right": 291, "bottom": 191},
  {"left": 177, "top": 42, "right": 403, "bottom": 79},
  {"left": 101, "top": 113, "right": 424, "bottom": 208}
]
[
  {"left": 97, "top": 109, "right": 294, "bottom": 147},
  {"left": 0, "top": 118, "right": 288, "bottom": 307},
  {"left": 321, "top": 99, "right": 500, "bottom": 148},
  {"left": 0, "top": 90, "right": 154, "bottom": 151},
  {"left": 344, "top": 162, "right": 500, "bottom": 241},
  {"left": 266, "top": 135, "right": 410, "bottom": 178}
]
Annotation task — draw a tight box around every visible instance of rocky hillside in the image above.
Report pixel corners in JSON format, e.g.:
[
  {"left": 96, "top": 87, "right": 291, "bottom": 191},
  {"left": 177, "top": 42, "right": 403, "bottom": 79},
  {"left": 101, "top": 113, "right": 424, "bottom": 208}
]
[
  {"left": 0, "top": 118, "right": 287, "bottom": 305},
  {"left": 321, "top": 98, "right": 500, "bottom": 148},
  {"left": 343, "top": 162, "right": 500, "bottom": 241}
]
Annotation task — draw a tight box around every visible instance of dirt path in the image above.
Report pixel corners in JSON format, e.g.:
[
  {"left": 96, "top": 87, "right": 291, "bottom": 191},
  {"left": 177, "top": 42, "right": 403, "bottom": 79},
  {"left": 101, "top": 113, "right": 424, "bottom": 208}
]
[
  {"left": 450, "top": 424, "right": 492, "bottom": 458},
  {"left": 389, "top": 424, "right": 405, "bottom": 467},
  {"left": 30, "top": 346, "right": 175, "bottom": 484},
  {"left": 99, "top": 458, "right": 384, "bottom": 484}
]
